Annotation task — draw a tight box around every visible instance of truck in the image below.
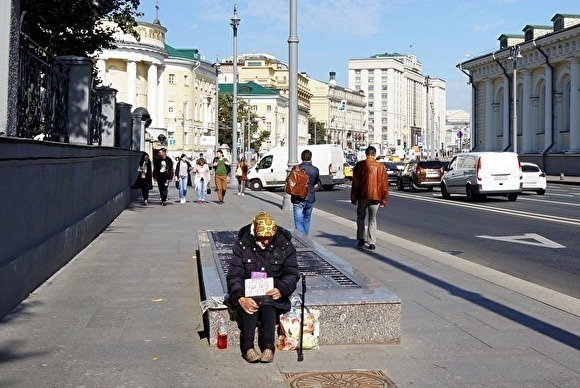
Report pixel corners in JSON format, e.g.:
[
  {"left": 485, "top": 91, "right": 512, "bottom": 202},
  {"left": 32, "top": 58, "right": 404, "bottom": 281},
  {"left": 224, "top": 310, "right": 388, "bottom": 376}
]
[{"left": 247, "top": 144, "right": 345, "bottom": 191}]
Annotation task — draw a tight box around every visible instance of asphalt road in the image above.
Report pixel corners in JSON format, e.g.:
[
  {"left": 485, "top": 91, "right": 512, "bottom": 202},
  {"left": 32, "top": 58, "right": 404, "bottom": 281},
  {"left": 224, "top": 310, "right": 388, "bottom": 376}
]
[{"left": 272, "top": 182, "right": 580, "bottom": 298}]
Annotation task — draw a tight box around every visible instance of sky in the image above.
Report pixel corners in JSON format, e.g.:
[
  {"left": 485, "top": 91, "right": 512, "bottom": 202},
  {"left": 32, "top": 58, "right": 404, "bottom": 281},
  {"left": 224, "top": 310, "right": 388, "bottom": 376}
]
[{"left": 136, "top": 0, "right": 579, "bottom": 112}]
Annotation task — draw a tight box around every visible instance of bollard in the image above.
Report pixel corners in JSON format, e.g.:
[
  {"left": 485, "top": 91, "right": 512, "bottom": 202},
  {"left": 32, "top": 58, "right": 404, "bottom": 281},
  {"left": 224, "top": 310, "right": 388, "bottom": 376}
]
[{"left": 560, "top": 172, "right": 565, "bottom": 181}]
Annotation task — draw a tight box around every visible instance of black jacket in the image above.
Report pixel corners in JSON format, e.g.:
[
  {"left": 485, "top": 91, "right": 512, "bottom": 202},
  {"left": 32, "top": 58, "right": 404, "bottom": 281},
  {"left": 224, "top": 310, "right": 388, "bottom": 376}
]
[
  {"left": 226, "top": 225, "right": 299, "bottom": 311},
  {"left": 153, "top": 156, "right": 174, "bottom": 181}
]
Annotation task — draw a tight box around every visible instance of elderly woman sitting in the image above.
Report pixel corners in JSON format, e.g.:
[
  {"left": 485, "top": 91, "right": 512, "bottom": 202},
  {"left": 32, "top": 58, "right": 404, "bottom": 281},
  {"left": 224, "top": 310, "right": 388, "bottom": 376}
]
[{"left": 226, "top": 212, "right": 300, "bottom": 363}]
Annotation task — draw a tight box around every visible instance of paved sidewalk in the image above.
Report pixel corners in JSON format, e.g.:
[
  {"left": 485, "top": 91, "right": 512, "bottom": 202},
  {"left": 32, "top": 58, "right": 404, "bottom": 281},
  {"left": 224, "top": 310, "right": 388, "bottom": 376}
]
[{"left": 0, "top": 185, "right": 578, "bottom": 387}]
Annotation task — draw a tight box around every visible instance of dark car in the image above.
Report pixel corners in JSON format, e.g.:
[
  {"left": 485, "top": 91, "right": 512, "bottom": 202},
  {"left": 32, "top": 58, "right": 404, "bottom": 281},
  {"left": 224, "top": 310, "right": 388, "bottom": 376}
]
[
  {"left": 397, "top": 160, "right": 444, "bottom": 192},
  {"left": 382, "top": 161, "right": 400, "bottom": 185}
]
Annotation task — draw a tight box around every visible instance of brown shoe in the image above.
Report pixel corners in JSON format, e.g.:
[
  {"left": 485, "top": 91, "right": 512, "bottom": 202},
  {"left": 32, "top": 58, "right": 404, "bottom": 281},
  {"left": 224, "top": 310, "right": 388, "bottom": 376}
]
[
  {"left": 260, "top": 348, "right": 274, "bottom": 363},
  {"left": 244, "top": 348, "right": 260, "bottom": 363}
]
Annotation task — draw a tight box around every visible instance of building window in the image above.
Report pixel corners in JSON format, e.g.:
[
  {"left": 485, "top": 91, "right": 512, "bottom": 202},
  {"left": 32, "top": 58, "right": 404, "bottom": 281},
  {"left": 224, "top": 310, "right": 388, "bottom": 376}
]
[
  {"left": 184, "top": 75, "right": 189, "bottom": 86},
  {"left": 267, "top": 122, "right": 272, "bottom": 132},
  {"left": 169, "top": 74, "right": 175, "bottom": 84},
  {"left": 267, "top": 105, "right": 272, "bottom": 112}
]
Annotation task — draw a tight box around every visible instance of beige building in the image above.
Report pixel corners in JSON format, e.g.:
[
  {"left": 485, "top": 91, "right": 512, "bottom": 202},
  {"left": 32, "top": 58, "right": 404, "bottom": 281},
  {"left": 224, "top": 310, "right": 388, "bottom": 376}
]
[
  {"left": 446, "top": 110, "right": 471, "bottom": 153},
  {"left": 348, "top": 53, "right": 446, "bottom": 156},
  {"left": 307, "top": 72, "right": 366, "bottom": 151},
  {"left": 219, "top": 53, "right": 311, "bottom": 146},
  {"left": 95, "top": 20, "right": 217, "bottom": 158},
  {"left": 458, "top": 13, "right": 580, "bottom": 155}
]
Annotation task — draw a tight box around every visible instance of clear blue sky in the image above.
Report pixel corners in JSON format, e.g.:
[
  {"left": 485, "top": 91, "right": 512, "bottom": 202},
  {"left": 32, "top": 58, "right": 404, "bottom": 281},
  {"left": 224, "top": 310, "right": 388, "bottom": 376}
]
[{"left": 137, "top": 0, "right": 579, "bottom": 111}]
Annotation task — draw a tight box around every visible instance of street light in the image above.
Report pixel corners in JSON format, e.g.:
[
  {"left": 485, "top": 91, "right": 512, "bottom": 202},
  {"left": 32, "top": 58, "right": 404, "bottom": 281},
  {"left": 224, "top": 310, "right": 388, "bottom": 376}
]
[
  {"left": 508, "top": 45, "right": 522, "bottom": 154},
  {"left": 213, "top": 58, "right": 220, "bottom": 157},
  {"left": 230, "top": 4, "right": 240, "bottom": 170}
]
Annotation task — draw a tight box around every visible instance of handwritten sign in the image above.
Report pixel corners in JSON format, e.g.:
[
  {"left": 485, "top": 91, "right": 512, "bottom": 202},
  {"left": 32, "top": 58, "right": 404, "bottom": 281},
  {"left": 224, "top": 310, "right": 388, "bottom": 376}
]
[{"left": 245, "top": 277, "right": 274, "bottom": 297}]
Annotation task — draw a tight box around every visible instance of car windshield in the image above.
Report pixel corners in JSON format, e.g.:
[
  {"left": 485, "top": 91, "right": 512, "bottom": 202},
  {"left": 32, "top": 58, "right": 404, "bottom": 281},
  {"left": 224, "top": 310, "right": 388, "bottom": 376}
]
[
  {"left": 384, "top": 162, "right": 398, "bottom": 169},
  {"left": 522, "top": 164, "right": 540, "bottom": 173},
  {"left": 418, "top": 161, "right": 443, "bottom": 169}
]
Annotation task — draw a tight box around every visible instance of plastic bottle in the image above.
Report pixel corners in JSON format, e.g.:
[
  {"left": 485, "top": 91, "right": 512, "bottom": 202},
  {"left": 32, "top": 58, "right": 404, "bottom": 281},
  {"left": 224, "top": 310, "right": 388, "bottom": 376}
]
[{"left": 217, "top": 316, "right": 228, "bottom": 349}]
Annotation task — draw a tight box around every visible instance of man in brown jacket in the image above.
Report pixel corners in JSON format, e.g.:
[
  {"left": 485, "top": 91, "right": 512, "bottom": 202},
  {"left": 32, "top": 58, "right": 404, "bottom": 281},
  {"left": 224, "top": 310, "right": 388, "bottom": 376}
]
[{"left": 350, "top": 146, "right": 389, "bottom": 250}]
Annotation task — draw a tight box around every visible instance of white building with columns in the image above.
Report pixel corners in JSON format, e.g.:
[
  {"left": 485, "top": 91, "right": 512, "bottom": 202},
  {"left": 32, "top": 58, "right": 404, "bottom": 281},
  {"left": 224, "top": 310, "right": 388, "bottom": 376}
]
[
  {"left": 458, "top": 13, "right": 580, "bottom": 166},
  {"left": 95, "top": 20, "right": 217, "bottom": 158}
]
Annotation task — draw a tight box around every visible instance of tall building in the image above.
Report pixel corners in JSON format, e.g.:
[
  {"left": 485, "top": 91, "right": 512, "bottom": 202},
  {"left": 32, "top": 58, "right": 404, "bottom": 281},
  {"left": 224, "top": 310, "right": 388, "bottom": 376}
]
[
  {"left": 95, "top": 20, "right": 217, "bottom": 158},
  {"left": 306, "top": 71, "right": 366, "bottom": 150},
  {"left": 348, "top": 53, "right": 446, "bottom": 156},
  {"left": 219, "top": 53, "right": 311, "bottom": 147},
  {"left": 458, "top": 13, "right": 580, "bottom": 156}
]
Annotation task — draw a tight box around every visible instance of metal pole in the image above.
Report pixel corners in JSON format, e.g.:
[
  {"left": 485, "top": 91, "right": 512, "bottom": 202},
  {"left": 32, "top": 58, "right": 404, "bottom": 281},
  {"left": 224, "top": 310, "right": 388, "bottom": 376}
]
[
  {"left": 214, "top": 59, "right": 220, "bottom": 157},
  {"left": 230, "top": 5, "right": 240, "bottom": 172},
  {"left": 282, "top": 0, "right": 299, "bottom": 211},
  {"left": 314, "top": 122, "right": 317, "bottom": 145},
  {"left": 425, "top": 76, "right": 430, "bottom": 158}
]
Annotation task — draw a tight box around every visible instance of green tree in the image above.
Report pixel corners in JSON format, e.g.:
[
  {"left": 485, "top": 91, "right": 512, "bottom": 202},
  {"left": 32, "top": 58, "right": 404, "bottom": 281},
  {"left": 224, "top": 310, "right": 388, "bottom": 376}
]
[
  {"left": 20, "top": 0, "right": 142, "bottom": 57},
  {"left": 308, "top": 117, "right": 327, "bottom": 145},
  {"left": 218, "top": 93, "right": 270, "bottom": 153}
]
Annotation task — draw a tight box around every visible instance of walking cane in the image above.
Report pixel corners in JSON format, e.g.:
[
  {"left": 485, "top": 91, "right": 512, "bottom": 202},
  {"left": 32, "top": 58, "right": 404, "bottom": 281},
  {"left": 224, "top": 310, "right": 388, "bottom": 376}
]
[{"left": 297, "top": 274, "right": 306, "bottom": 362}]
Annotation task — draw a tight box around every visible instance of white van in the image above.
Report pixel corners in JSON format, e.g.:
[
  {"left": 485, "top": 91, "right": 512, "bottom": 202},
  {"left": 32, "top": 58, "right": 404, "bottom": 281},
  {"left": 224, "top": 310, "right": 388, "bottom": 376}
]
[
  {"left": 441, "top": 152, "right": 522, "bottom": 201},
  {"left": 247, "top": 145, "right": 345, "bottom": 191}
]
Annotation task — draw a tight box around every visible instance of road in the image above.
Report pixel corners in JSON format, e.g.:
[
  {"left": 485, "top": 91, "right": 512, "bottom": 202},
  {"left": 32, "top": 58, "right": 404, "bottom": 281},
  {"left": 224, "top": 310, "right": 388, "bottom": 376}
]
[{"left": 272, "top": 182, "right": 580, "bottom": 298}]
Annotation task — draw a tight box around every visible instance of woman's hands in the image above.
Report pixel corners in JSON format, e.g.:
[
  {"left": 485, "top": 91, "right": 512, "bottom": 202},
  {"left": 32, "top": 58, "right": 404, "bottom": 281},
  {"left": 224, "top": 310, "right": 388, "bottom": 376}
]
[
  {"left": 265, "top": 288, "right": 282, "bottom": 300},
  {"left": 238, "top": 297, "right": 259, "bottom": 314}
]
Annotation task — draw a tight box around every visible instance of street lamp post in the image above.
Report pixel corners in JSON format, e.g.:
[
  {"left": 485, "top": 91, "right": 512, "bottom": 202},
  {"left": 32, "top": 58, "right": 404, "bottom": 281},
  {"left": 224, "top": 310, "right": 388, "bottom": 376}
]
[
  {"left": 230, "top": 5, "right": 240, "bottom": 171},
  {"left": 508, "top": 45, "right": 521, "bottom": 154},
  {"left": 213, "top": 59, "right": 220, "bottom": 157}
]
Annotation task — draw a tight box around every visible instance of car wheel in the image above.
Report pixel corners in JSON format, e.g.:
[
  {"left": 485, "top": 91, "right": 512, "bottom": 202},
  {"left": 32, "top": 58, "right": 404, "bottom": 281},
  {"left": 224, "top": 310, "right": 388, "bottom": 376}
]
[
  {"left": 397, "top": 179, "right": 404, "bottom": 191},
  {"left": 441, "top": 183, "right": 450, "bottom": 199},
  {"left": 507, "top": 193, "right": 518, "bottom": 201},
  {"left": 323, "top": 184, "right": 335, "bottom": 191},
  {"left": 466, "top": 185, "right": 477, "bottom": 202},
  {"left": 427, "top": 186, "right": 434, "bottom": 192},
  {"left": 249, "top": 179, "right": 263, "bottom": 191},
  {"left": 536, "top": 189, "right": 545, "bottom": 195}
]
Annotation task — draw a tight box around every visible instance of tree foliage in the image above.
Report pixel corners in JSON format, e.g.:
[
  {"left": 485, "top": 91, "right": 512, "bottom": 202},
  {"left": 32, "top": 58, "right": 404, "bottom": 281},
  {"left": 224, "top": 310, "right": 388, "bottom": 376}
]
[
  {"left": 20, "top": 0, "right": 142, "bottom": 56},
  {"left": 218, "top": 93, "right": 270, "bottom": 153},
  {"left": 308, "top": 117, "right": 327, "bottom": 145}
]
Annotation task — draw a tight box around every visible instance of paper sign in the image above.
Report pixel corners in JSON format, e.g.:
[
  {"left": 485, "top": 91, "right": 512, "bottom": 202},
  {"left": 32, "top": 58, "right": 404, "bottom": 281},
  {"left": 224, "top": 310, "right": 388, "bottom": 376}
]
[{"left": 245, "top": 277, "right": 274, "bottom": 297}]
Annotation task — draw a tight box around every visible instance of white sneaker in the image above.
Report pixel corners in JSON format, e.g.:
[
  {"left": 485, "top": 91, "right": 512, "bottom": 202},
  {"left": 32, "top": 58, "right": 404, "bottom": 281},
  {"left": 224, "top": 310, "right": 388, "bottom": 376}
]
[
  {"left": 236, "top": 192, "right": 241, "bottom": 196},
  {"left": 180, "top": 198, "right": 186, "bottom": 204},
  {"left": 241, "top": 193, "right": 245, "bottom": 196}
]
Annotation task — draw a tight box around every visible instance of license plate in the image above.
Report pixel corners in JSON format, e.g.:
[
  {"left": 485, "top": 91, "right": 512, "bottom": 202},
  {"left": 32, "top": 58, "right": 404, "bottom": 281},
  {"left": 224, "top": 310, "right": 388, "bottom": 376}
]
[
  {"left": 493, "top": 175, "right": 508, "bottom": 181},
  {"left": 426, "top": 173, "right": 439, "bottom": 178}
]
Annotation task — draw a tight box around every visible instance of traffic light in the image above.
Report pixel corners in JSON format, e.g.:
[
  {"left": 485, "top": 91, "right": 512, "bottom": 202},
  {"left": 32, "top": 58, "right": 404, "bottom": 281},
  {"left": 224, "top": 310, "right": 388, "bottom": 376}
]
[
  {"left": 403, "top": 141, "right": 407, "bottom": 151},
  {"left": 338, "top": 100, "right": 346, "bottom": 111}
]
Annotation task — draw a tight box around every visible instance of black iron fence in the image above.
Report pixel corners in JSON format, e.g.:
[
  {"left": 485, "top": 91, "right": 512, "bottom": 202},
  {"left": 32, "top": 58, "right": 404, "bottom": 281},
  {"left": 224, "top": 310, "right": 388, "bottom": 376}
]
[{"left": 17, "top": 12, "right": 69, "bottom": 141}]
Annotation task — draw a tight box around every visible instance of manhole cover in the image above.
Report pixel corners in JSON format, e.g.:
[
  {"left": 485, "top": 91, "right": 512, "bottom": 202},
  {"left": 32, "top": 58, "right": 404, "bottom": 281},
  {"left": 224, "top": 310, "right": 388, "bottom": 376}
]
[{"left": 283, "top": 370, "right": 396, "bottom": 387}]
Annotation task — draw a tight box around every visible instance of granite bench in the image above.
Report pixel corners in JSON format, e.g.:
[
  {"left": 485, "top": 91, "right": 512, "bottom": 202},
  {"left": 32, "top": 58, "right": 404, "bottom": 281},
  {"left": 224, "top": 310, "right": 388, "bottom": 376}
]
[{"left": 196, "top": 230, "right": 401, "bottom": 348}]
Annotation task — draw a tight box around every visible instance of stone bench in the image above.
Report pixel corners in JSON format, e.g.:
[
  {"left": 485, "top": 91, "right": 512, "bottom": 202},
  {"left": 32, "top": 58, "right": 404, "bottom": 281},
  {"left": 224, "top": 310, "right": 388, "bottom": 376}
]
[{"left": 196, "top": 230, "right": 401, "bottom": 348}]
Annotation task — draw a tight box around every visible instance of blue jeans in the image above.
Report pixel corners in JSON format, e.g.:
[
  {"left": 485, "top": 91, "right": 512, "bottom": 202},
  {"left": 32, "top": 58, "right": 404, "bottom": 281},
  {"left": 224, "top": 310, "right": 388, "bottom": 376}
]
[
  {"left": 293, "top": 201, "right": 314, "bottom": 235},
  {"left": 178, "top": 176, "right": 188, "bottom": 198},
  {"left": 196, "top": 179, "right": 206, "bottom": 201}
]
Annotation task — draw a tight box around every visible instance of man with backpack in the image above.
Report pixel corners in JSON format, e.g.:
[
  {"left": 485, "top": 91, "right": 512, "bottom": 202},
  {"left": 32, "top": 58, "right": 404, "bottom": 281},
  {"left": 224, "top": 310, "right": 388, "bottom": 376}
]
[{"left": 290, "top": 149, "right": 319, "bottom": 235}]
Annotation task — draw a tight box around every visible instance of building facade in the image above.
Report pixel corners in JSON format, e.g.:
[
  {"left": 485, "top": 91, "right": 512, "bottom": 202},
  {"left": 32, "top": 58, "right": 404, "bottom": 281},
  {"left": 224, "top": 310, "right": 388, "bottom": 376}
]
[
  {"left": 219, "top": 53, "right": 311, "bottom": 146},
  {"left": 458, "top": 13, "right": 580, "bottom": 158},
  {"left": 348, "top": 53, "right": 446, "bottom": 156},
  {"left": 96, "top": 20, "right": 217, "bottom": 158},
  {"left": 307, "top": 72, "right": 366, "bottom": 151}
]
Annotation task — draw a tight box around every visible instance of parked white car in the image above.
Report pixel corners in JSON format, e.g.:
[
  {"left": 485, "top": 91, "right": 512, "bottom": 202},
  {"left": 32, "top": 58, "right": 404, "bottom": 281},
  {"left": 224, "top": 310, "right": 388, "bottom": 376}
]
[{"left": 521, "top": 162, "right": 547, "bottom": 195}]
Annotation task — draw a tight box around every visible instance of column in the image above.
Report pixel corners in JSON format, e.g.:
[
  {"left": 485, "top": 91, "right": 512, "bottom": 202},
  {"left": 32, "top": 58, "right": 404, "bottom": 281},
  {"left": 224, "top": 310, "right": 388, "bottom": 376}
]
[
  {"left": 522, "top": 70, "right": 534, "bottom": 153},
  {"left": 157, "top": 66, "right": 165, "bottom": 130},
  {"left": 116, "top": 102, "right": 133, "bottom": 149},
  {"left": 126, "top": 60, "right": 137, "bottom": 107},
  {"left": 96, "top": 87, "right": 117, "bottom": 147},
  {"left": 570, "top": 58, "right": 580, "bottom": 151},
  {"left": 543, "top": 64, "right": 553, "bottom": 151},
  {"left": 147, "top": 63, "right": 158, "bottom": 126},
  {"left": 484, "top": 79, "right": 494, "bottom": 151},
  {"left": 0, "top": 0, "right": 19, "bottom": 137},
  {"left": 59, "top": 55, "right": 92, "bottom": 145},
  {"left": 96, "top": 59, "right": 106, "bottom": 86},
  {"left": 502, "top": 75, "right": 510, "bottom": 150}
]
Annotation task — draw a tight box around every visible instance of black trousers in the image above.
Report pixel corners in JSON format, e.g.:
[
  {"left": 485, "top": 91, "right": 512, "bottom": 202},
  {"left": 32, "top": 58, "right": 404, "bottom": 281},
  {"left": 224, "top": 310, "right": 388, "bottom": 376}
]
[
  {"left": 138, "top": 177, "right": 149, "bottom": 200},
  {"left": 240, "top": 305, "right": 277, "bottom": 352},
  {"left": 157, "top": 177, "right": 169, "bottom": 201}
]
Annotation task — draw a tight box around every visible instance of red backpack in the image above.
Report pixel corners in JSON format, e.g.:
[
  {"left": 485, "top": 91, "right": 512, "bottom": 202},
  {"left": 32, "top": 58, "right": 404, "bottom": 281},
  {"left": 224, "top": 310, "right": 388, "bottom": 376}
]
[{"left": 285, "top": 165, "right": 309, "bottom": 199}]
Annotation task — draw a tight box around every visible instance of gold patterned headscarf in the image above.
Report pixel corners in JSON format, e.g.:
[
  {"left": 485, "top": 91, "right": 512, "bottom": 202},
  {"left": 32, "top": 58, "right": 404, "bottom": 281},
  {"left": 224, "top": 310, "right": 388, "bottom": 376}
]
[{"left": 252, "top": 211, "right": 277, "bottom": 237}]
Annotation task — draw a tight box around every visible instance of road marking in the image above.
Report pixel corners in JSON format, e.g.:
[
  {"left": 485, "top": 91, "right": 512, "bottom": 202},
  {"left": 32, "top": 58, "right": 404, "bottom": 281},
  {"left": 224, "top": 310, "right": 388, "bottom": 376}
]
[{"left": 476, "top": 233, "right": 566, "bottom": 248}]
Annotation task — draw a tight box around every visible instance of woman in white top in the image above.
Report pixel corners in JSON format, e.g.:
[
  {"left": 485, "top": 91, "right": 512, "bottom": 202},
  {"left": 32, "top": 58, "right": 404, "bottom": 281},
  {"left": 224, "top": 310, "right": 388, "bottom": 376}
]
[
  {"left": 175, "top": 154, "right": 192, "bottom": 204},
  {"left": 192, "top": 157, "right": 211, "bottom": 203}
]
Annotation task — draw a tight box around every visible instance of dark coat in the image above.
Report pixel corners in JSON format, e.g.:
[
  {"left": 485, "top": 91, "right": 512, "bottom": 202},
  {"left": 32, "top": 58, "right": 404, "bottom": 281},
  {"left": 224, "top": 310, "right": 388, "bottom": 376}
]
[
  {"left": 226, "top": 225, "right": 299, "bottom": 311},
  {"left": 131, "top": 160, "right": 153, "bottom": 190},
  {"left": 153, "top": 156, "right": 174, "bottom": 182}
]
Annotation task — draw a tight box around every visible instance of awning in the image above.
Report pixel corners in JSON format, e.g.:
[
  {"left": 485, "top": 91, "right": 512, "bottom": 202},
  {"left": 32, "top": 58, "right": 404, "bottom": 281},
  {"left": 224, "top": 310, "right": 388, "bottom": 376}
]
[{"left": 145, "top": 127, "right": 167, "bottom": 141}]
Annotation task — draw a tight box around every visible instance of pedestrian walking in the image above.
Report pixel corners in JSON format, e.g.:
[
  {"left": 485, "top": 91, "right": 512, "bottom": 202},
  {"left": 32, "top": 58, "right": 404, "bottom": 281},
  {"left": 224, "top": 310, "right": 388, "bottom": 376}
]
[
  {"left": 235, "top": 157, "right": 249, "bottom": 196},
  {"left": 175, "top": 154, "right": 192, "bottom": 204},
  {"left": 291, "top": 149, "right": 320, "bottom": 235},
  {"left": 153, "top": 148, "right": 174, "bottom": 206},
  {"left": 212, "top": 150, "right": 230, "bottom": 204},
  {"left": 226, "top": 212, "right": 299, "bottom": 363},
  {"left": 350, "top": 145, "right": 389, "bottom": 250},
  {"left": 132, "top": 152, "right": 153, "bottom": 205},
  {"left": 192, "top": 157, "right": 210, "bottom": 203}
]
